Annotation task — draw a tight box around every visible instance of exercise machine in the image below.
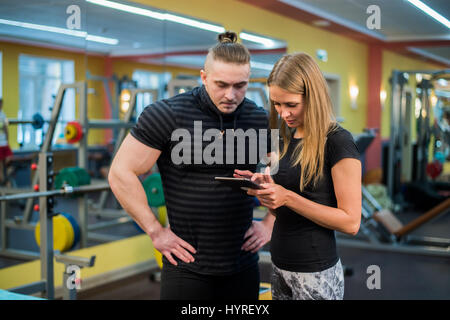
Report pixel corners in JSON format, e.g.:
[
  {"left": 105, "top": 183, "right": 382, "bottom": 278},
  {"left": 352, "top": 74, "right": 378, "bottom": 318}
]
[
  {"left": 337, "top": 128, "right": 449, "bottom": 257},
  {"left": 387, "top": 69, "right": 450, "bottom": 211}
]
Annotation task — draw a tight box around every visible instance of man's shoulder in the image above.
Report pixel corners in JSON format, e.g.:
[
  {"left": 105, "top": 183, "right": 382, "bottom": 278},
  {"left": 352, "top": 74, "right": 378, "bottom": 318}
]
[
  {"left": 145, "top": 91, "right": 196, "bottom": 116},
  {"left": 152, "top": 90, "right": 199, "bottom": 117},
  {"left": 166, "top": 88, "right": 198, "bottom": 105}
]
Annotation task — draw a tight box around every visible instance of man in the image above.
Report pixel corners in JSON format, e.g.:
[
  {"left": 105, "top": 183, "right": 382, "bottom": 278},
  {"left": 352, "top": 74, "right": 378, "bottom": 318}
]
[{"left": 109, "top": 32, "right": 275, "bottom": 300}]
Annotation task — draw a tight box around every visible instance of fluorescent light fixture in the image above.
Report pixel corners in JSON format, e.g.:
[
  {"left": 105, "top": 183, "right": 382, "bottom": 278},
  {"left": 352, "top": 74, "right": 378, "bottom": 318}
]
[
  {"left": 86, "top": 0, "right": 165, "bottom": 19},
  {"left": 0, "top": 18, "right": 118, "bottom": 45},
  {"left": 86, "top": 0, "right": 225, "bottom": 33},
  {"left": 164, "top": 14, "right": 224, "bottom": 33},
  {"left": 406, "top": 0, "right": 450, "bottom": 28},
  {"left": 85, "top": 34, "right": 119, "bottom": 45},
  {"left": 250, "top": 61, "right": 274, "bottom": 71},
  {"left": 240, "top": 32, "right": 275, "bottom": 47}
]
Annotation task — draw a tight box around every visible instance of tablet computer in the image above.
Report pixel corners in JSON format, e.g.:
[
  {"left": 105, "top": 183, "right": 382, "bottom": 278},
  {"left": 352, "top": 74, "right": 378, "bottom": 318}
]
[{"left": 215, "top": 177, "right": 262, "bottom": 190}]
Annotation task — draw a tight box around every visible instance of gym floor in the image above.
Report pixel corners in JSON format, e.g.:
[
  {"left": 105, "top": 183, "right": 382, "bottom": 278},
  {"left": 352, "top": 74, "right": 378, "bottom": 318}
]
[
  {"left": 76, "top": 241, "right": 450, "bottom": 300},
  {"left": 1, "top": 194, "right": 449, "bottom": 300}
]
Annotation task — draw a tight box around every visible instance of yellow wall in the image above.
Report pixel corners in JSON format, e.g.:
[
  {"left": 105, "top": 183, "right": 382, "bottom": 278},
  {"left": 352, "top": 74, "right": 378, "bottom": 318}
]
[{"left": 85, "top": 55, "right": 107, "bottom": 146}]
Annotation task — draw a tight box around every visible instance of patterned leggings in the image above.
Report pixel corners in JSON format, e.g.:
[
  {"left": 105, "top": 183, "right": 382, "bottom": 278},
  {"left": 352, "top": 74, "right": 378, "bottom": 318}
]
[{"left": 271, "top": 260, "right": 344, "bottom": 300}]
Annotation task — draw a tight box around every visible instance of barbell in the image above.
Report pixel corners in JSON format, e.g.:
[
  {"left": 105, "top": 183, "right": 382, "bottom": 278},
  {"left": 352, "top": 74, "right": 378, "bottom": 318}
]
[
  {"left": 7, "top": 113, "right": 46, "bottom": 130},
  {"left": 7, "top": 114, "right": 136, "bottom": 144},
  {"left": 0, "top": 183, "right": 110, "bottom": 202},
  {"left": 7, "top": 113, "right": 84, "bottom": 144}
]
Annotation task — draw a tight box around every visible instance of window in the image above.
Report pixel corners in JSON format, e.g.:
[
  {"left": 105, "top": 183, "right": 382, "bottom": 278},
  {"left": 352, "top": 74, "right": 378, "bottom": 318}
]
[
  {"left": 132, "top": 70, "right": 171, "bottom": 116},
  {"left": 324, "top": 73, "right": 342, "bottom": 122},
  {"left": 246, "top": 82, "right": 269, "bottom": 111},
  {"left": 18, "top": 55, "right": 75, "bottom": 149}
]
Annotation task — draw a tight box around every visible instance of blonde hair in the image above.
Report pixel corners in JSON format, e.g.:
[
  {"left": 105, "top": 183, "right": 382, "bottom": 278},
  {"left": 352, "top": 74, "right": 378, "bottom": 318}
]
[
  {"left": 268, "top": 52, "right": 337, "bottom": 191},
  {"left": 204, "top": 31, "right": 250, "bottom": 70}
]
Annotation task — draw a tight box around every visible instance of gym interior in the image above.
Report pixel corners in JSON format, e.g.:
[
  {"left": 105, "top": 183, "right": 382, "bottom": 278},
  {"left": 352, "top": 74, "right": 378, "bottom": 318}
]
[{"left": 0, "top": 0, "right": 448, "bottom": 301}]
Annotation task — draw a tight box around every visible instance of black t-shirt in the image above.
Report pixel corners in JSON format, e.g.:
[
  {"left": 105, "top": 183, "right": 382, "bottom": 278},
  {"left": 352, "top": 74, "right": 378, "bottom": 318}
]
[
  {"left": 271, "top": 126, "right": 360, "bottom": 272},
  {"left": 130, "top": 85, "right": 270, "bottom": 275}
]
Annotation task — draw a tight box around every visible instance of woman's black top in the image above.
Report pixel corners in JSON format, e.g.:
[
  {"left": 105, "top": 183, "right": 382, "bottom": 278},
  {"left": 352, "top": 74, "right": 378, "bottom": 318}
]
[{"left": 271, "top": 126, "right": 360, "bottom": 272}]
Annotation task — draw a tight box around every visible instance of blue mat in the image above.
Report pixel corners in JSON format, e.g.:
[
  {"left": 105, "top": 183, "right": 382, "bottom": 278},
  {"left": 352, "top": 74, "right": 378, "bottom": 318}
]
[{"left": 0, "top": 289, "right": 45, "bottom": 300}]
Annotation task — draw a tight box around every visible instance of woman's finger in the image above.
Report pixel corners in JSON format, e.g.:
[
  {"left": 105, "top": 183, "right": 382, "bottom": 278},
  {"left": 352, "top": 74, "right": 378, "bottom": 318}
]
[
  {"left": 253, "top": 187, "right": 273, "bottom": 196},
  {"left": 263, "top": 166, "right": 274, "bottom": 184},
  {"left": 234, "top": 169, "right": 253, "bottom": 178}
]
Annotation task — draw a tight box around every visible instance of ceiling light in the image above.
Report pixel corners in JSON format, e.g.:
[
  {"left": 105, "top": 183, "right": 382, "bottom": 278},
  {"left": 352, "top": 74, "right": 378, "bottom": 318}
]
[
  {"left": 406, "top": 0, "right": 450, "bottom": 29},
  {"left": 240, "top": 32, "right": 275, "bottom": 47},
  {"left": 85, "top": 34, "right": 118, "bottom": 45},
  {"left": 250, "top": 61, "right": 273, "bottom": 71},
  {"left": 86, "top": 0, "right": 224, "bottom": 33},
  {"left": 0, "top": 18, "right": 118, "bottom": 45},
  {"left": 164, "top": 14, "right": 224, "bottom": 33},
  {"left": 437, "top": 78, "right": 447, "bottom": 86},
  {"left": 313, "top": 20, "right": 330, "bottom": 27}
]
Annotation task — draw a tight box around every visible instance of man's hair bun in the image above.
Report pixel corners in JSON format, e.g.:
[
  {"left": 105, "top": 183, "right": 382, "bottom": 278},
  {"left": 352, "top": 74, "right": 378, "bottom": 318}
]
[{"left": 218, "top": 31, "right": 238, "bottom": 44}]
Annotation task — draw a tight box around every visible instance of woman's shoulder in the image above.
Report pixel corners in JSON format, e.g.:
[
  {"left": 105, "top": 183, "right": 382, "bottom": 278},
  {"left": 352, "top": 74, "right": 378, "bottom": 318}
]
[
  {"left": 327, "top": 124, "right": 354, "bottom": 144},
  {"left": 325, "top": 124, "right": 360, "bottom": 161}
]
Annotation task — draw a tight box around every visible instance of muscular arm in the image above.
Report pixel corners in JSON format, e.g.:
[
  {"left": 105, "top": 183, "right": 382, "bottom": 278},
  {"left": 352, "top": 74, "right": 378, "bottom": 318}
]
[
  {"left": 109, "top": 134, "right": 196, "bottom": 265},
  {"left": 108, "top": 134, "right": 161, "bottom": 236}
]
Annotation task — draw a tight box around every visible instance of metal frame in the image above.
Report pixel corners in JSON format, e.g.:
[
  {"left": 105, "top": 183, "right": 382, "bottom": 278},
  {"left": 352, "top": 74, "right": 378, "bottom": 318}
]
[
  {"left": 387, "top": 69, "right": 450, "bottom": 206},
  {"left": 0, "top": 83, "right": 158, "bottom": 260},
  {"left": 347, "top": 189, "right": 450, "bottom": 257},
  {"left": 1, "top": 151, "right": 99, "bottom": 299},
  {"left": 0, "top": 82, "right": 85, "bottom": 260},
  {"left": 339, "top": 128, "right": 450, "bottom": 257}
]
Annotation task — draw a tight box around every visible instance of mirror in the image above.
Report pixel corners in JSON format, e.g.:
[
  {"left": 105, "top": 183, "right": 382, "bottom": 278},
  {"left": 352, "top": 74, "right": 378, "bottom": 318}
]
[{"left": 0, "top": 0, "right": 288, "bottom": 254}]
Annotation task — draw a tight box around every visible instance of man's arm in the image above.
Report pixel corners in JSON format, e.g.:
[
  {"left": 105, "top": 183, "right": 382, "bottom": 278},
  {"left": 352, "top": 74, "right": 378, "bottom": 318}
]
[{"left": 109, "top": 134, "right": 196, "bottom": 265}]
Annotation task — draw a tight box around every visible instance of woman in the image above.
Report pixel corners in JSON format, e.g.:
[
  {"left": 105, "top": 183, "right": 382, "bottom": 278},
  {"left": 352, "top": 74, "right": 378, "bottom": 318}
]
[{"left": 235, "top": 52, "right": 361, "bottom": 300}]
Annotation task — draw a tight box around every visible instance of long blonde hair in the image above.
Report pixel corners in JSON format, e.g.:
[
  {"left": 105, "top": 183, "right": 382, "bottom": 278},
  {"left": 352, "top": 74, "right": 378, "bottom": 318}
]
[{"left": 268, "top": 52, "right": 337, "bottom": 191}]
